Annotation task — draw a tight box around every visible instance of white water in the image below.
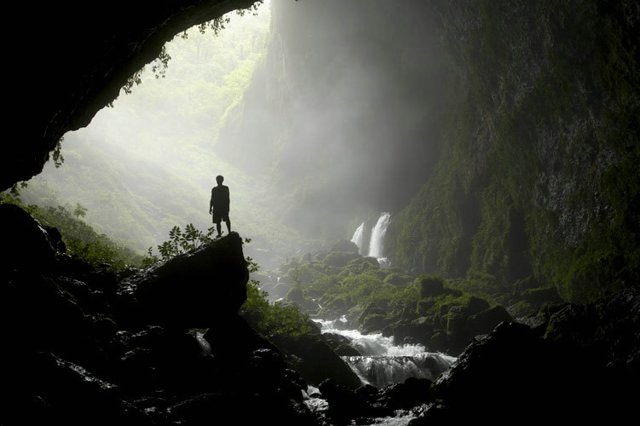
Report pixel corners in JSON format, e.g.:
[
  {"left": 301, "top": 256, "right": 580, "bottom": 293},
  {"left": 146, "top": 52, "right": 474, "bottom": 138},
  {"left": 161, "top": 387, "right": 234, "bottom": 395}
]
[
  {"left": 368, "top": 212, "right": 391, "bottom": 261},
  {"left": 316, "top": 319, "right": 456, "bottom": 388},
  {"left": 351, "top": 222, "right": 366, "bottom": 254}
]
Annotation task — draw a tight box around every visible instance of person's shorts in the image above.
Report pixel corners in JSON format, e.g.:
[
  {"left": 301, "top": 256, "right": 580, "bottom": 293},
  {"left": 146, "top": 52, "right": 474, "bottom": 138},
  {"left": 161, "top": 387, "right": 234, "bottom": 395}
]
[{"left": 212, "top": 211, "right": 229, "bottom": 223}]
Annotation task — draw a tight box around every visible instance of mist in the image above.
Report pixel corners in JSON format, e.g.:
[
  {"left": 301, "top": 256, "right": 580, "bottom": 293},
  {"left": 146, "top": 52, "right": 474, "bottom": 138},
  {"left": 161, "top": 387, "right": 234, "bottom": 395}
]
[
  {"left": 24, "top": 1, "right": 302, "bottom": 268},
  {"left": 216, "top": 0, "right": 453, "bottom": 240},
  {"left": 24, "top": 0, "right": 452, "bottom": 267}
]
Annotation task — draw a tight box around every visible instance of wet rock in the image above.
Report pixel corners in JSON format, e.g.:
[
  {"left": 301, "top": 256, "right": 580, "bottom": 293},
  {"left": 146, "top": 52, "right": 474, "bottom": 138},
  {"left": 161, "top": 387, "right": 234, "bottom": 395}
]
[
  {"left": 378, "top": 377, "right": 432, "bottom": 410},
  {"left": 466, "top": 305, "right": 512, "bottom": 337},
  {"left": 169, "top": 389, "right": 317, "bottom": 425},
  {"left": 361, "top": 313, "right": 391, "bottom": 334},
  {"left": 319, "top": 379, "right": 386, "bottom": 423},
  {"left": 273, "top": 333, "right": 362, "bottom": 390},
  {"left": 4, "top": 352, "right": 151, "bottom": 426},
  {"left": 322, "top": 332, "right": 362, "bottom": 356}
]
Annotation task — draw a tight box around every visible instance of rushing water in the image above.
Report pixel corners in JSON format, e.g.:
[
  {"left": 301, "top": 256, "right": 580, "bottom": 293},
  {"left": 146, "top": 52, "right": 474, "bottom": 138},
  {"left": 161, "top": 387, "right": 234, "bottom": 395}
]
[
  {"left": 316, "top": 319, "right": 456, "bottom": 388},
  {"left": 304, "top": 319, "right": 456, "bottom": 425}
]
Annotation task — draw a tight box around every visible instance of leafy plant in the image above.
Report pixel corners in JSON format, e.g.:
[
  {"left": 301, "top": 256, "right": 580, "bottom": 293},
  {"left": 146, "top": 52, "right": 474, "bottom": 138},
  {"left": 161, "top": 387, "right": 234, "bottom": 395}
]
[
  {"left": 241, "top": 281, "right": 314, "bottom": 338},
  {"left": 0, "top": 194, "right": 142, "bottom": 270},
  {"left": 142, "top": 223, "right": 216, "bottom": 266}
]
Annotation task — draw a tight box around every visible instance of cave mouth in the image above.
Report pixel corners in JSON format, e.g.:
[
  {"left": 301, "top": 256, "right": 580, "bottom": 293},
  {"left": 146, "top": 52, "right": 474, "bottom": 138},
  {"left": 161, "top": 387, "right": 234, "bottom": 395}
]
[
  {"left": 3, "top": 0, "right": 266, "bottom": 192},
  {"left": 18, "top": 1, "right": 294, "bottom": 267},
  {"left": 19, "top": 0, "right": 452, "bottom": 269}
]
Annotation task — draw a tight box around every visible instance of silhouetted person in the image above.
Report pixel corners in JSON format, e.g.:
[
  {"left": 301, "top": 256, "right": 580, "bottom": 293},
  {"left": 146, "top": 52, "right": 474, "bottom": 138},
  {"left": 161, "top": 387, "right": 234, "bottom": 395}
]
[{"left": 209, "top": 175, "right": 231, "bottom": 237}]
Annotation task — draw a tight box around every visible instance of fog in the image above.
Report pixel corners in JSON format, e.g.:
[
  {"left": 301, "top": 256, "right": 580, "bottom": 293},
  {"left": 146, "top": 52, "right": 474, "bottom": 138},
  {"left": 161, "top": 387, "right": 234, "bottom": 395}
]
[
  {"left": 24, "top": 0, "right": 452, "bottom": 268},
  {"left": 216, "top": 0, "right": 453, "bottom": 239}
]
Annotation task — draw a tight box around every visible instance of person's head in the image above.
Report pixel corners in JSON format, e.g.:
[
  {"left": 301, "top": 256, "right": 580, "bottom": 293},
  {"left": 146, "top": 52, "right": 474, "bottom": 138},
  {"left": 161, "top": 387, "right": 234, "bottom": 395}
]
[{"left": 216, "top": 175, "right": 224, "bottom": 185}]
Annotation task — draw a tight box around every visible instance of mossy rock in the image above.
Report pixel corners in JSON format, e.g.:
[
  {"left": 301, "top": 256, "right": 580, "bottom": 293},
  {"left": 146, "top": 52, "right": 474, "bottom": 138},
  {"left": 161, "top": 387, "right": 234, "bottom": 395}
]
[
  {"left": 416, "top": 298, "right": 436, "bottom": 315},
  {"left": 418, "top": 276, "right": 445, "bottom": 298},
  {"left": 331, "top": 240, "right": 359, "bottom": 254},
  {"left": 361, "top": 313, "right": 391, "bottom": 334},
  {"left": 384, "top": 273, "right": 413, "bottom": 286},
  {"left": 521, "top": 287, "right": 561, "bottom": 305},
  {"left": 324, "top": 251, "right": 361, "bottom": 268},
  {"left": 465, "top": 296, "right": 491, "bottom": 316}
]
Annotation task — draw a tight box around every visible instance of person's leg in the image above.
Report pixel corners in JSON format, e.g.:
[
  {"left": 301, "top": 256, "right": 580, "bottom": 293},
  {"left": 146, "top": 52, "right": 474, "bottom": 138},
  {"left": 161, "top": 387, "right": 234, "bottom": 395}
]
[{"left": 226, "top": 217, "right": 231, "bottom": 234}]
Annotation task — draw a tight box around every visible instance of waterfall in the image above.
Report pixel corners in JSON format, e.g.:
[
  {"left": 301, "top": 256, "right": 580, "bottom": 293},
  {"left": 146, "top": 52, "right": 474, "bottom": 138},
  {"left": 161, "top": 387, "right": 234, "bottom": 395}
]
[
  {"left": 316, "top": 319, "right": 456, "bottom": 388},
  {"left": 344, "top": 355, "right": 454, "bottom": 388},
  {"left": 350, "top": 222, "right": 365, "bottom": 255},
  {"left": 368, "top": 212, "right": 391, "bottom": 260}
]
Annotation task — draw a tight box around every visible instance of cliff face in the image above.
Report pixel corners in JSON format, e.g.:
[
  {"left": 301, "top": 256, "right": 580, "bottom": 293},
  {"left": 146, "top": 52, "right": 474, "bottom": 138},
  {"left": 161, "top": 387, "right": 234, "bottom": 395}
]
[
  {"left": 216, "top": 0, "right": 639, "bottom": 301},
  {"left": 3, "top": 0, "right": 258, "bottom": 191},
  {"left": 387, "top": 0, "right": 640, "bottom": 302}
]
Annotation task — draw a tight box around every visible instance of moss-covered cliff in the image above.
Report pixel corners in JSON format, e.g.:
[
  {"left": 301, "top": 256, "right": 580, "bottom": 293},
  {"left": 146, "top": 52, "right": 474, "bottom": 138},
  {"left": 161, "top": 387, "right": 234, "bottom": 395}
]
[{"left": 387, "top": 0, "right": 640, "bottom": 302}]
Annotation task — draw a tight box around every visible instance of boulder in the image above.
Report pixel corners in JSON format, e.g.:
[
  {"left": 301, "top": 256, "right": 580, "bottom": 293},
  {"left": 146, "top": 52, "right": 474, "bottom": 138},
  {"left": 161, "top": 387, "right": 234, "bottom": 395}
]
[
  {"left": 378, "top": 377, "right": 432, "bottom": 410},
  {"left": 272, "top": 334, "right": 362, "bottom": 390},
  {"left": 323, "top": 251, "right": 360, "bottom": 267},
  {"left": 384, "top": 273, "right": 413, "bottom": 286},
  {"left": 361, "top": 313, "right": 390, "bottom": 334},
  {"left": 126, "top": 232, "right": 248, "bottom": 328},
  {"left": 322, "top": 333, "right": 362, "bottom": 356},
  {"left": 418, "top": 276, "right": 445, "bottom": 298},
  {"left": 466, "top": 305, "right": 512, "bottom": 337},
  {"left": 0, "top": 203, "right": 57, "bottom": 273},
  {"left": 331, "top": 240, "right": 360, "bottom": 254},
  {"left": 346, "top": 256, "right": 381, "bottom": 274},
  {"left": 318, "top": 379, "right": 386, "bottom": 422}
]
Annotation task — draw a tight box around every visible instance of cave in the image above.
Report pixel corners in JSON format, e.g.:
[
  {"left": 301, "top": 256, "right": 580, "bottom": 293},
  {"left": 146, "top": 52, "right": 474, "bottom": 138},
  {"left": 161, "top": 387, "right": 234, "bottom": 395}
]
[
  {"left": 4, "top": 0, "right": 259, "bottom": 191},
  {"left": 2, "top": 0, "right": 639, "bottom": 425}
]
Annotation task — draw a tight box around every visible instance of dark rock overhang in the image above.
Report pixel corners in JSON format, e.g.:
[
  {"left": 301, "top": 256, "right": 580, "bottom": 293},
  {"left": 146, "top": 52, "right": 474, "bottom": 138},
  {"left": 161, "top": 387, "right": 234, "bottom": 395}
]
[{"left": 4, "top": 0, "right": 260, "bottom": 191}]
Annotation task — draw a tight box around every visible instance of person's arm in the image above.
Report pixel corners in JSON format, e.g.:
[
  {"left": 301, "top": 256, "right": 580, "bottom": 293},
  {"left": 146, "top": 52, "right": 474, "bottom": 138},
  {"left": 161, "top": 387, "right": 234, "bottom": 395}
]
[
  {"left": 209, "top": 189, "right": 214, "bottom": 214},
  {"left": 226, "top": 187, "right": 230, "bottom": 211}
]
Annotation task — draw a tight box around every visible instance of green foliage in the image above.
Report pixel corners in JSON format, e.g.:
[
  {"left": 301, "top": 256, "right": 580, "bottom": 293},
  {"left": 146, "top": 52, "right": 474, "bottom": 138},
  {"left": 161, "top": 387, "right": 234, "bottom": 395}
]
[
  {"left": 418, "top": 275, "right": 445, "bottom": 298},
  {"left": 142, "top": 223, "right": 216, "bottom": 266},
  {"left": 1, "top": 194, "right": 142, "bottom": 270},
  {"left": 241, "top": 281, "right": 314, "bottom": 338},
  {"left": 123, "top": 2, "right": 264, "bottom": 96}
]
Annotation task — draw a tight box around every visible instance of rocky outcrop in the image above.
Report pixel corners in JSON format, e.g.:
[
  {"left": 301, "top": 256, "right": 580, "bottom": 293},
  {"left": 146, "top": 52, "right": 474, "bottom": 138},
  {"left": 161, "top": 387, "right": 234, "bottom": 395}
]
[
  {"left": 124, "top": 232, "right": 248, "bottom": 328},
  {"left": 408, "top": 288, "right": 640, "bottom": 424},
  {"left": 0, "top": 203, "right": 58, "bottom": 272},
  {"left": 1, "top": 205, "right": 316, "bottom": 425}
]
